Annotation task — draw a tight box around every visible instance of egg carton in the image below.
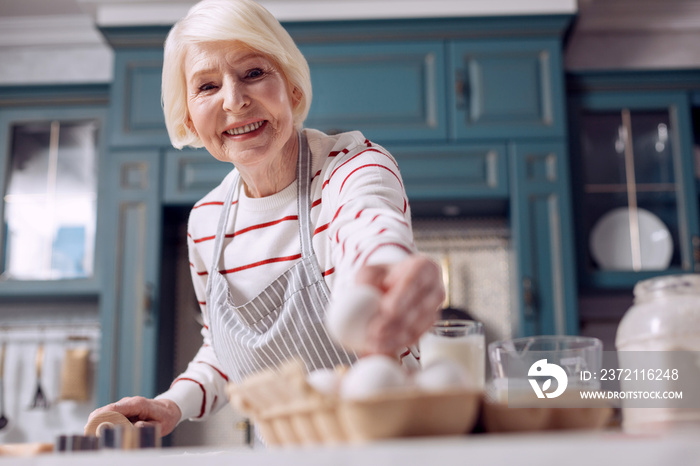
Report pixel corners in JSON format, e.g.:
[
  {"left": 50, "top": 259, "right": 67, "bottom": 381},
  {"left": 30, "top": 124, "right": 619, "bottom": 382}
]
[
  {"left": 481, "top": 401, "right": 614, "bottom": 432},
  {"left": 226, "top": 359, "right": 481, "bottom": 445},
  {"left": 481, "top": 389, "right": 614, "bottom": 433}
]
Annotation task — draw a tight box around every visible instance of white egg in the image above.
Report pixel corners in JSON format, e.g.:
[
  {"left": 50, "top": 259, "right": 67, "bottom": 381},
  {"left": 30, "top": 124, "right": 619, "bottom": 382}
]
[
  {"left": 340, "top": 354, "right": 409, "bottom": 400},
  {"left": 325, "top": 284, "right": 381, "bottom": 352},
  {"left": 413, "top": 359, "right": 472, "bottom": 392},
  {"left": 306, "top": 368, "right": 342, "bottom": 396}
]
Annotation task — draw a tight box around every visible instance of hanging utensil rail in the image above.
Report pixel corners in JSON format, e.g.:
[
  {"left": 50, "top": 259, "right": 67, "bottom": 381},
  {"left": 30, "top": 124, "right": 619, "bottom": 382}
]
[{"left": 0, "top": 323, "right": 100, "bottom": 345}]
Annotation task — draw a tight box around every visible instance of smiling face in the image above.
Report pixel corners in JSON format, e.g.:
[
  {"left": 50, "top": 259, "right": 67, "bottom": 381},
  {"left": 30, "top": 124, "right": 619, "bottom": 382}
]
[{"left": 184, "top": 41, "right": 298, "bottom": 175}]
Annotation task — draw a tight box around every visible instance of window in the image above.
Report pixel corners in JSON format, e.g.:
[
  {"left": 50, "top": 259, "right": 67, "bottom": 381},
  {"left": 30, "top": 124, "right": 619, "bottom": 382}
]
[
  {"left": 3, "top": 120, "right": 99, "bottom": 280},
  {"left": 0, "top": 103, "right": 106, "bottom": 292}
]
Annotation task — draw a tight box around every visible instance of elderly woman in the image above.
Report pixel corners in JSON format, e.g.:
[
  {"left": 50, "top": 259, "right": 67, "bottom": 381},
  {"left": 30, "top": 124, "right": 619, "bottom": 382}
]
[{"left": 88, "top": 0, "right": 444, "bottom": 439}]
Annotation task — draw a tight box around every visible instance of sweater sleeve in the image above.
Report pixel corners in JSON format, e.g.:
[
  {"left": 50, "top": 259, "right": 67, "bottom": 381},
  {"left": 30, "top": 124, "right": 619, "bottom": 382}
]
[
  {"left": 154, "top": 210, "right": 231, "bottom": 423},
  {"left": 324, "top": 137, "right": 416, "bottom": 293}
]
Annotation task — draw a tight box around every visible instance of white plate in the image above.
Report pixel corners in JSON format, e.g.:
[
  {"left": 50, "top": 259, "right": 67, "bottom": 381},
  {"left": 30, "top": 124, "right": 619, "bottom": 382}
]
[{"left": 589, "top": 207, "right": 673, "bottom": 271}]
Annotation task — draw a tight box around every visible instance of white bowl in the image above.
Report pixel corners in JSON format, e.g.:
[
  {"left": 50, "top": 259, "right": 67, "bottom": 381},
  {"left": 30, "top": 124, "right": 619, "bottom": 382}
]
[{"left": 589, "top": 207, "right": 673, "bottom": 271}]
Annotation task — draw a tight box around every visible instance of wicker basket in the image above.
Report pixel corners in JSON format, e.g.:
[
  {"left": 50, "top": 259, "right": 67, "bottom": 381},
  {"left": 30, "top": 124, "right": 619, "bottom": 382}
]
[{"left": 226, "top": 359, "right": 481, "bottom": 445}]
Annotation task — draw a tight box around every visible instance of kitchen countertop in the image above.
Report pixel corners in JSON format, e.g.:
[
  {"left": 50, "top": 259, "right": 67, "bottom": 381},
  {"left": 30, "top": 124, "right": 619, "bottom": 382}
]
[{"left": 9, "top": 429, "right": 700, "bottom": 466}]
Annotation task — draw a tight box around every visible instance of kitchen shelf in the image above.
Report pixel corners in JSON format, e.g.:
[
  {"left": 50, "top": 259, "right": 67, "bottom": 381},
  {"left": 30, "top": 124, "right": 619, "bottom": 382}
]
[
  {"left": 584, "top": 268, "right": 690, "bottom": 290},
  {"left": 583, "top": 183, "right": 677, "bottom": 194}
]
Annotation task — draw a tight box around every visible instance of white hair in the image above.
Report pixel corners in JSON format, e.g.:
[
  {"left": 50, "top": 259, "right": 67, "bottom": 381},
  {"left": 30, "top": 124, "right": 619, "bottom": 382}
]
[{"left": 162, "top": 0, "right": 312, "bottom": 149}]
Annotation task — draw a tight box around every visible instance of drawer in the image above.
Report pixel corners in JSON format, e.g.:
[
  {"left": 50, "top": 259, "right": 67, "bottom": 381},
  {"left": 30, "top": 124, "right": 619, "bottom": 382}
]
[
  {"left": 388, "top": 143, "right": 509, "bottom": 201},
  {"left": 163, "top": 149, "right": 231, "bottom": 205}
]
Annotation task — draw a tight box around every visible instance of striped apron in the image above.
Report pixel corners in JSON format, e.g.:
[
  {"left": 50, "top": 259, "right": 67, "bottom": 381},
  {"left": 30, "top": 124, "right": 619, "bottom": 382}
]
[{"left": 205, "top": 131, "right": 357, "bottom": 385}]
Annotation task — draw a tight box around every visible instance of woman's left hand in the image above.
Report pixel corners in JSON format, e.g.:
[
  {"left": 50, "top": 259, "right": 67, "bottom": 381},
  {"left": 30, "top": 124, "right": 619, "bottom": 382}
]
[{"left": 355, "top": 254, "right": 444, "bottom": 355}]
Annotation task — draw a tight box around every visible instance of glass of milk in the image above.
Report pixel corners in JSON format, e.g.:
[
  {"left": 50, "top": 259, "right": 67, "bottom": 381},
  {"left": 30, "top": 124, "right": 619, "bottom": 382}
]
[{"left": 419, "top": 319, "right": 485, "bottom": 390}]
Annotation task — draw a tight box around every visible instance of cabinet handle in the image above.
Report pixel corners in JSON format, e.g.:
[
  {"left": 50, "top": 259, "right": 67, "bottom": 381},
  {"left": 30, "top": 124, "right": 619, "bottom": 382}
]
[
  {"left": 455, "top": 70, "right": 467, "bottom": 109},
  {"left": 143, "top": 282, "right": 155, "bottom": 325},
  {"left": 522, "top": 276, "right": 536, "bottom": 318}
]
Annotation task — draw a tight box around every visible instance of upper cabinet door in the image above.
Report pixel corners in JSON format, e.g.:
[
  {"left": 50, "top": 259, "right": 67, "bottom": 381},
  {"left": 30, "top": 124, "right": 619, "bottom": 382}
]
[
  {"left": 448, "top": 38, "right": 565, "bottom": 140},
  {"left": 109, "top": 49, "right": 170, "bottom": 148},
  {"left": 299, "top": 41, "right": 447, "bottom": 143}
]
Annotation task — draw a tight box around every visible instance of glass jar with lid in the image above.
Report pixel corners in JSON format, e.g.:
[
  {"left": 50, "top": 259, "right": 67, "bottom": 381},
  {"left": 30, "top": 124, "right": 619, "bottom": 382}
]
[{"left": 616, "top": 274, "right": 700, "bottom": 432}]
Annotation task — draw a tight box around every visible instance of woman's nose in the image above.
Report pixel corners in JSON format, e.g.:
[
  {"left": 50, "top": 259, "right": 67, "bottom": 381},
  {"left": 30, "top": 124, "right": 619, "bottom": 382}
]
[{"left": 222, "top": 79, "right": 249, "bottom": 111}]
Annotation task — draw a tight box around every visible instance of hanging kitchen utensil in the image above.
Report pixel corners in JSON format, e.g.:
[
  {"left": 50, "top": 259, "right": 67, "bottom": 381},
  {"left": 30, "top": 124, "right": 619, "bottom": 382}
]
[
  {"left": 59, "top": 346, "right": 90, "bottom": 402},
  {"left": 0, "top": 342, "right": 8, "bottom": 430},
  {"left": 439, "top": 254, "right": 474, "bottom": 321},
  {"left": 29, "top": 343, "right": 49, "bottom": 409}
]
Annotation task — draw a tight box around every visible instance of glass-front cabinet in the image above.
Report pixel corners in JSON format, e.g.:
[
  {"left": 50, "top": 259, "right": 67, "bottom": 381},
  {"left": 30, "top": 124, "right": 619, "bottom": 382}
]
[
  {"left": 0, "top": 105, "right": 107, "bottom": 296},
  {"left": 569, "top": 91, "right": 699, "bottom": 289}
]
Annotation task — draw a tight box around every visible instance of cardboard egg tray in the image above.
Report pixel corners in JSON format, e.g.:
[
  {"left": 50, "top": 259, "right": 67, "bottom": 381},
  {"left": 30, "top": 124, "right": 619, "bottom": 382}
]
[
  {"left": 226, "top": 359, "right": 481, "bottom": 445},
  {"left": 481, "top": 403, "right": 614, "bottom": 432},
  {"left": 481, "top": 390, "right": 614, "bottom": 433}
]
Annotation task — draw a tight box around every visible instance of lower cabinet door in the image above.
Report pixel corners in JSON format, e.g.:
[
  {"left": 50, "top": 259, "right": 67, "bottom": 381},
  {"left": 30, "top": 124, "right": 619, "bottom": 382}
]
[
  {"left": 509, "top": 141, "right": 578, "bottom": 336},
  {"left": 97, "top": 149, "right": 162, "bottom": 405}
]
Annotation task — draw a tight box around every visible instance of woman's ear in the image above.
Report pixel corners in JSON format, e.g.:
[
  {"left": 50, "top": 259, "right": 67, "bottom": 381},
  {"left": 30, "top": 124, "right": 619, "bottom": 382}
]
[
  {"left": 291, "top": 86, "right": 303, "bottom": 107},
  {"left": 184, "top": 117, "right": 198, "bottom": 137}
]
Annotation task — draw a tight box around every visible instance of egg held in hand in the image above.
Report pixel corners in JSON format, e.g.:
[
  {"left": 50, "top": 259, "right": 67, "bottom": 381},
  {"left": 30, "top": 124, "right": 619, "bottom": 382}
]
[
  {"left": 325, "top": 284, "right": 381, "bottom": 352},
  {"left": 413, "top": 358, "right": 473, "bottom": 392},
  {"left": 340, "top": 354, "right": 409, "bottom": 400}
]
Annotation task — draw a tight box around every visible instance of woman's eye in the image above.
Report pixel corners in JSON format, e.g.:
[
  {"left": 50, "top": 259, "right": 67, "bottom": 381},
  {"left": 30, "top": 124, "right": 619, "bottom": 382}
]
[
  {"left": 246, "top": 68, "right": 265, "bottom": 79},
  {"left": 198, "top": 83, "right": 217, "bottom": 92}
]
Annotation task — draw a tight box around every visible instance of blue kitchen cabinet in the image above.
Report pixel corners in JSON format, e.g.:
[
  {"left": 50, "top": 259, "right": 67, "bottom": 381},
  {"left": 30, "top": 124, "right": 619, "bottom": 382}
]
[
  {"left": 510, "top": 141, "right": 578, "bottom": 336},
  {"left": 568, "top": 74, "right": 700, "bottom": 290},
  {"left": 448, "top": 38, "right": 566, "bottom": 141},
  {"left": 299, "top": 36, "right": 566, "bottom": 144},
  {"left": 109, "top": 40, "right": 446, "bottom": 146},
  {"left": 97, "top": 148, "right": 162, "bottom": 405}
]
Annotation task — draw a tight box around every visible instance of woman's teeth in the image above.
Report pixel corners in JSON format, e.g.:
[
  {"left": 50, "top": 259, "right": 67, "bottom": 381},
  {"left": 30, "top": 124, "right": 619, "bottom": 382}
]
[{"left": 226, "top": 121, "right": 264, "bottom": 136}]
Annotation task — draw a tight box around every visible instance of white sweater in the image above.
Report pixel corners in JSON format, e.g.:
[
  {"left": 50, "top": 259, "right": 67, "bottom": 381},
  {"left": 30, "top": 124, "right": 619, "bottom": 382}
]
[{"left": 157, "top": 129, "right": 417, "bottom": 422}]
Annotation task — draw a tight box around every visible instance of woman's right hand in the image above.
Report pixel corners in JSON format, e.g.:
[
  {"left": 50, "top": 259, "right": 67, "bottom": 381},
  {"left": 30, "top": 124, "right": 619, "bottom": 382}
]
[
  {"left": 86, "top": 396, "right": 182, "bottom": 437},
  {"left": 355, "top": 254, "right": 444, "bottom": 355}
]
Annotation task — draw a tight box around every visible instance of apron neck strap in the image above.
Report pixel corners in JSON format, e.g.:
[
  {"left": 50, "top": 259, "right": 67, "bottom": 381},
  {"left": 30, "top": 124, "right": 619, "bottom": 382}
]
[
  {"left": 208, "top": 168, "right": 239, "bottom": 292},
  {"left": 295, "top": 130, "right": 314, "bottom": 259}
]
